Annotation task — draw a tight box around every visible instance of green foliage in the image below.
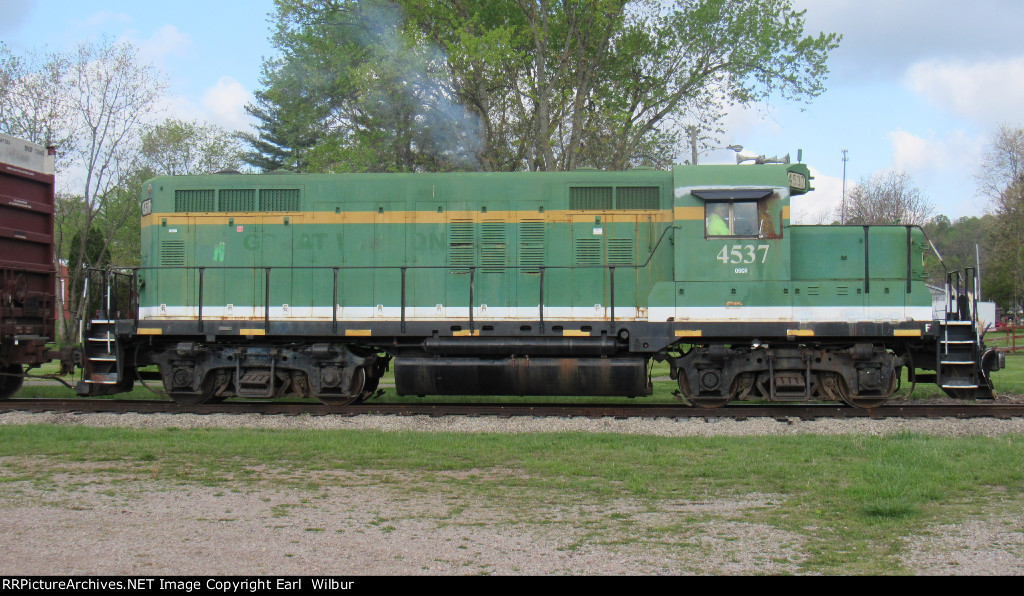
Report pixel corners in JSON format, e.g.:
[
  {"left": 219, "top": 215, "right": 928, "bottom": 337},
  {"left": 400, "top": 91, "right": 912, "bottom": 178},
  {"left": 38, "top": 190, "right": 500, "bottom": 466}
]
[
  {"left": 65, "top": 226, "right": 109, "bottom": 316},
  {"left": 140, "top": 118, "right": 245, "bottom": 176},
  {"left": 243, "top": 0, "right": 840, "bottom": 173},
  {"left": 972, "top": 126, "right": 1024, "bottom": 315},
  {"left": 988, "top": 177, "right": 1024, "bottom": 314},
  {"left": 921, "top": 214, "right": 997, "bottom": 293}
]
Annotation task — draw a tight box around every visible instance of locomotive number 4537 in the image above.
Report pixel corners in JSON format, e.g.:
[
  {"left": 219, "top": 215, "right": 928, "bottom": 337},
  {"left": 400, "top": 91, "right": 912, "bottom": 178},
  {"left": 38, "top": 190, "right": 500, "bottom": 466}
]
[{"left": 717, "top": 244, "right": 770, "bottom": 265}]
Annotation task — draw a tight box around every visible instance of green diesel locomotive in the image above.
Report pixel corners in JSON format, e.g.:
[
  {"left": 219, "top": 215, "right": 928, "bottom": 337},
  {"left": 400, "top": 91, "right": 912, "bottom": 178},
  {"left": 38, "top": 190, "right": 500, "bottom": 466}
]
[{"left": 77, "top": 161, "right": 1000, "bottom": 408}]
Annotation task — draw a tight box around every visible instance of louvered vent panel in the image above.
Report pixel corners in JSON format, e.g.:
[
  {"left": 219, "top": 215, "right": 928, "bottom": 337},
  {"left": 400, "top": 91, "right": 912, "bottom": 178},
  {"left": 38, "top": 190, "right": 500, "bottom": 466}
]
[
  {"left": 480, "top": 221, "right": 507, "bottom": 273},
  {"left": 519, "top": 219, "right": 545, "bottom": 274},
  {"left": 615, "top": 186, "right": 660, "bottom": 210},
  {"left": 574, "top": 238, "right": 603, "bottom": 266},
  {"left": 259, "top": 188, "right": 300, "bottom": 211},
  {"left": 160, "top": 240, "right": 186, "bottom": 266},
  {"left": 448, "top": 219, "right": 475, "bottom": 273},
  {"left": 569, "top": 187, "right": 612, "bottom": 210},
  {"left": 174, "top": 190, "right": 215, "bottom": 212},
  {"left": 607, "top": 238, "right": 635, "bottom": 265},
  {"left": 218, "top": 189, "right": 255, "bottom": 212}
]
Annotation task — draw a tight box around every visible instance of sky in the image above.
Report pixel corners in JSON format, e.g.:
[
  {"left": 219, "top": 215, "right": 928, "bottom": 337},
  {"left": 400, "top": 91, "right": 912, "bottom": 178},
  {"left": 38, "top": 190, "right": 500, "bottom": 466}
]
[{"left": 2, "top": 0, "right": 1022, "bottom": 223}]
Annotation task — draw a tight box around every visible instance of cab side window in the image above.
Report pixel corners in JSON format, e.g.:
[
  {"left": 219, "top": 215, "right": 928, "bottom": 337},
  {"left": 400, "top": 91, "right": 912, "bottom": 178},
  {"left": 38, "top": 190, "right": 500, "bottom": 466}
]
[{"left": 705, "top": 201, "right": 759, "bottom": 237}]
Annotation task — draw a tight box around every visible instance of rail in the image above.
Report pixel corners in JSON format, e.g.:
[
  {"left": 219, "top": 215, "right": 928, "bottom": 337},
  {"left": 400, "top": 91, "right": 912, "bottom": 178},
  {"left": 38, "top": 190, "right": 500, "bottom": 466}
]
[{"left": 84, "top": 226, "right": 678, "bottom": 337}]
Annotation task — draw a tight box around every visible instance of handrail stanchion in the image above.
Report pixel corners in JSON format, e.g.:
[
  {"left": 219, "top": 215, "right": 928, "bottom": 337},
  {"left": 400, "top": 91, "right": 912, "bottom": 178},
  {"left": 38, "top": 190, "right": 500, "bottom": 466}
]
[
  {"left": 264, "top": 267, "right": 271, "bottom": 333},
  {"left": 401, "top": 267, "right": 407, "bottom": 334},
  {"left": 197, "top": 267, "right": 205, "bottom": 333},
  {"left": 539, "top": 266, "right": 545, "bottom": 334},
  {"left": 469, "top": 266, "right": 476, "bottom": 334},
  {"left": 332, "top": 267, "right": 339, "bottom": 335},
  {"left": 609, "top": 266, "right": 616, "bottom": 334},
  {"left": 131, "top": 268, "right": 139, "bottom": 328}
]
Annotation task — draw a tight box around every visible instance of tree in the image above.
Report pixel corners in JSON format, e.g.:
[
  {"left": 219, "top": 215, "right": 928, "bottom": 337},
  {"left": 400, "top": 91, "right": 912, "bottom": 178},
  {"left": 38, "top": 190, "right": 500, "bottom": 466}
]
[
  {"left": 140, "top": 118, "right": 246, "bottom": 176},
  {"left": 2, "top": 38, "right": 166, "bottom": 340},
  {"left": 921, "top": 214, "right": 997, "bottom": 293},
  {"left": 988, "top": 174, "right": 1024, "bottom": 315},
  {"left": 841, "top": 169, "right": 934, "bottom": 226},
  {"left": 976, "top": 125, "right": 1024, "bottom": 202},
  {"left": 242, "top": 0, "right": 840, "bottom": 173},
  {"left": 65, "top": 226, "right": 110, "bottom": 317},
  {"left": 237, "top": 81, "right": 320, "bottom": 171},
  {"left": 977, "top": 126, "right": 1024, "bottom": 315},
  {"left": 59, "top": 38, "right": 165, "bottom": 336},
  {"left": 0, "top": 43, "right": 77, "bottom": 168}
]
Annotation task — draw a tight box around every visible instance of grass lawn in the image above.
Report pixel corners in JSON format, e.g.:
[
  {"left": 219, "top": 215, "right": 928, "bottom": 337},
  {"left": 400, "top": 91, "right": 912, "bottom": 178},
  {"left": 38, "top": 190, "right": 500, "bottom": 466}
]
[
  {"left": 5, "top": 349, "right": 1024, "bottom": 574},
  {"left": 1, "top": 423, "right": 1023, "bottom": 574}
]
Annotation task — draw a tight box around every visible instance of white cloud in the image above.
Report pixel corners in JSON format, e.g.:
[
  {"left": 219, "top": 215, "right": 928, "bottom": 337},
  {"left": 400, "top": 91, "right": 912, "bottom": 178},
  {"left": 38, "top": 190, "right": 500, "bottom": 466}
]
[
  {"left": 137, "top": 24, "right": 192, "bottom": 65},
  {"left": 791, "top": 166, "right": 844, "bottom": 224},
  {"left": 887, "top": 129, "right": 989, "bottom": 219},
  {"left": 201, "top": 77, "right": 253, "bottom": 132},
  {"left": 155, "top": 76, "right": 253, "bottom": 132},
  {"left": 904, "top": 57, "right": 1024, "bottom": 127},
  {"left": 794, "top": 0, "right": 1024, "bottom": 83},
  {"left": 719, "top": 103, "right": 784, "bottom": 151},
  {"left": 888, "top": 128, "right": 985, "bottom": 184}
]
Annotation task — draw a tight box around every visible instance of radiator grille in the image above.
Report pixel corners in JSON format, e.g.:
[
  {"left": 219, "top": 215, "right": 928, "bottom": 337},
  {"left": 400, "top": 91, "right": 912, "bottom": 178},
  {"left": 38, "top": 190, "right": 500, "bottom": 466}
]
[
  {"left": 569, "top": 187, "right": 613, "bottom": 210},
  {"left": 615, "top": 186, "right": 659, "bottom": 210},
  {"left": 259, "top": 188, "right": 300, "bottom": 211},
  {"left": 218, "top": 189, "right": 256, "bottom": 211},
  {"left": 174, "top": 190, "right": 215, "bottom": 212},
  {"left": 160, "top": 240, "right": 186, "bottom": 266}
]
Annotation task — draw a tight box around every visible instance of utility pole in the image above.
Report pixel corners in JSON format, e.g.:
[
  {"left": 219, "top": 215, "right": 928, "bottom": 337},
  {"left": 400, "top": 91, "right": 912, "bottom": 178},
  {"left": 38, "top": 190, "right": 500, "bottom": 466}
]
[
  {"left": 841, "top": 149, "right": 849, "bottom": 224},
  {"left": 689, "top": 127, "right": 699, "bottom": 165}
]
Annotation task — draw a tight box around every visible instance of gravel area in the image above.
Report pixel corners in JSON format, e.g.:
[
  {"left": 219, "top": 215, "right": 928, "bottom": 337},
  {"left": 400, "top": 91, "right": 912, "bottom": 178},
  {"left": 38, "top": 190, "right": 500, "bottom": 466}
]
[
  {"left": 2, "top": 410, "right": 1024, "bottom": 575},
  {"left": 6, "top": 408, "right": 1024, "bottom": 437}
]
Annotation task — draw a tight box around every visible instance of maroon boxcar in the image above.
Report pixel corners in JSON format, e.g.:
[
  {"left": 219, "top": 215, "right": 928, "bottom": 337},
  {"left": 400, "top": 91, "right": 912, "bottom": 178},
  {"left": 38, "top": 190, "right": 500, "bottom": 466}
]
[{"left": 0, "top": 132, "right": 57, "bottom": 397}]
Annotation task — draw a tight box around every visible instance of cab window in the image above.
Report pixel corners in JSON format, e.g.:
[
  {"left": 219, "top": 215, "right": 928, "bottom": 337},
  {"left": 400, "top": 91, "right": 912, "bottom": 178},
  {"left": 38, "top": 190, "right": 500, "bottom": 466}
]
[{"left": 706, "top": 201, "right": 759, "bottom": 237}]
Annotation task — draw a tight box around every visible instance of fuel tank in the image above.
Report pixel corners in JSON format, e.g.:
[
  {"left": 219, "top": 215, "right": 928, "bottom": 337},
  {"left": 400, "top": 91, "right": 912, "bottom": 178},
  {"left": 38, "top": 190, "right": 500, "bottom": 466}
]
[{"left": 394, "top": 356, "right": 650, "bottom": 397}]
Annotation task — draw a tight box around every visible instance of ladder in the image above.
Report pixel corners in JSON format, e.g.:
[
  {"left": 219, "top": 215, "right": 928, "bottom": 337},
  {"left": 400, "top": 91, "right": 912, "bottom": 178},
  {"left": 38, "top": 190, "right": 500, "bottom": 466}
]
[
  {"left": 75, "top": 319, "right": 124, "bottom": 395},
  {"left": 935, "top": 268, "right": 994, "bottom": 399}
]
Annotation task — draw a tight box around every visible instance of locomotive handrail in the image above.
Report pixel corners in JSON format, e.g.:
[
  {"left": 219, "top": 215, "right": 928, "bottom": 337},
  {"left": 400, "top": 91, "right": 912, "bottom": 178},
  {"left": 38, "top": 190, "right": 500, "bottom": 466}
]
[{"left": 86, "top": 225, "right": 679, "bottom": 337}]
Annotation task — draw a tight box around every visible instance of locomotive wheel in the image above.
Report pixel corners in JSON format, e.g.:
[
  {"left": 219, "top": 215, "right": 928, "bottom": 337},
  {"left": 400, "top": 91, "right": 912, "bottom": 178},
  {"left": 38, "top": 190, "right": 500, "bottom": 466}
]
[
  {"left": 688, "top": 395, "right": 731, "bottom": 409},
  {"left": 0, "top": 364, "right": 24, "bottom": 399},
  {"left": 316, "top": 366, "right": 366, "bottom": 406},
  {"left": 837, "top": 372, "right": 897, "bottom": 409},
  {"left": 168, "top": 374, "right": 219, "bottom": 405},
  {"left": 678, "top": 371, "right": 732, "bottom": 408}
]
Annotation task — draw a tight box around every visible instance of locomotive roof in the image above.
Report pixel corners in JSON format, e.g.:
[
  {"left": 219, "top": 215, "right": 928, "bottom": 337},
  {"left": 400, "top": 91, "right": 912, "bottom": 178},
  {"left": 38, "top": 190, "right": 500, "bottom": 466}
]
[{"left": 143, "top": 162, "right": 811, "bottom": 196}]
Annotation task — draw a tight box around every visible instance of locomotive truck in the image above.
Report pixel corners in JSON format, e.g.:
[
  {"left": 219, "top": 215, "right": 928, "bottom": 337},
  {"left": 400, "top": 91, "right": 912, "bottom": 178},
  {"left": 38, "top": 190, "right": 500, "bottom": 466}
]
[{"left": 70, "top": 159, "right": 999, "bottom": 408}]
